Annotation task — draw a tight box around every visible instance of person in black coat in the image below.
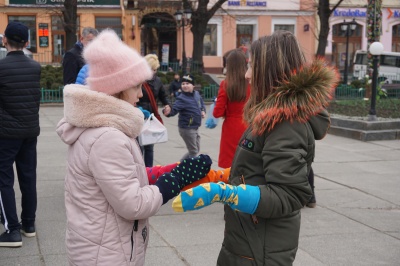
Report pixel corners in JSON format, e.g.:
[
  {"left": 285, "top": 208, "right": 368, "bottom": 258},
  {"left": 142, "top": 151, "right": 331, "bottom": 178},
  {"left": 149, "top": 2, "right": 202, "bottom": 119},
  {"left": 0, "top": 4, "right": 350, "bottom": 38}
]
[
  {"left": 0, "top": 22, "right": 41, "bottom": 247},
  {"left": 62, "top": 27, "right": 98, "bottom": 85},
  {"left": 137, "top": 54, "right": 171, "bottom": 167},
  {"left": 169, "top": 73, "right": 182, "bottom": 98}
]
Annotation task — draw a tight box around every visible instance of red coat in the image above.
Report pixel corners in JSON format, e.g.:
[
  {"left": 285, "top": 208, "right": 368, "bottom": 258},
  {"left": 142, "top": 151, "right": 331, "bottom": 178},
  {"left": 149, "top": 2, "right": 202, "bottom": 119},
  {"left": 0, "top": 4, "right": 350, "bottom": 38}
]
[{"left": 213, "top": 80, "right": 250, "bottom": 168}]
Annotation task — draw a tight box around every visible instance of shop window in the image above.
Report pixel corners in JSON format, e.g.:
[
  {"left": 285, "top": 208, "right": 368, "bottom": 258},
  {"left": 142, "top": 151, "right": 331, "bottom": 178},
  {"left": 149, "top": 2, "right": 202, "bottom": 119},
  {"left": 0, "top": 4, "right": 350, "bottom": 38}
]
[
  {"left": 95, "top": 17, "right": 122, "bottom": 39},
  {"left": 8, "top": 16, "right": 37, "bottom": 53},
  {"left": 274, "top": 24, "right": 295, "bottom": 34},
  {"left": 237, "top": 25, "right": 253, "bottom": 47},
  {"left": 203, "top": 24, "right": 217, "bottom": 56}
]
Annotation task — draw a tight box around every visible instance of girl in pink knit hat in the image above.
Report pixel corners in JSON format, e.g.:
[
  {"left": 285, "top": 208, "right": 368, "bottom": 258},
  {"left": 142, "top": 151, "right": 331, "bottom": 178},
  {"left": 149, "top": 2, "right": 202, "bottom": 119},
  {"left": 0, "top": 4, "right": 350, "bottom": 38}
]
[{"left": 56, "top": 29, "right": 212, "bottom": 265}]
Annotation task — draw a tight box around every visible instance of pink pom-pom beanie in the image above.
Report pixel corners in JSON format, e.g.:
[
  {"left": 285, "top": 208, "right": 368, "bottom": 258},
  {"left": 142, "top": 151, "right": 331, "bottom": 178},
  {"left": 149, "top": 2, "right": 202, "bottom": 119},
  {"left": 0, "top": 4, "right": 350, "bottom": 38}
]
[{"left": 83, "top": 29, "right": 152, "bottom": 95}]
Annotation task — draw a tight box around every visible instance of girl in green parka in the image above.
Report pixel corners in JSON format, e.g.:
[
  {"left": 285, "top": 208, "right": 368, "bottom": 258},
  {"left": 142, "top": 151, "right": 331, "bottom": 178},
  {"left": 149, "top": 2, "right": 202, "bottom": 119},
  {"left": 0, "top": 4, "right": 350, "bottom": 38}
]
[{"left": 172, "top": 31, "right": 339, "bottom": 265}]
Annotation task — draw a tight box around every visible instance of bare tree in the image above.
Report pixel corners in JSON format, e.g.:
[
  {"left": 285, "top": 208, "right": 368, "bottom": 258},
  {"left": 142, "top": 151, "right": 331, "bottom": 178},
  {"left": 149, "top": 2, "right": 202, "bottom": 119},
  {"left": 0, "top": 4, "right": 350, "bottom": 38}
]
[
  {"left": 316, "top": 0, "right": 344, "bottom": 57},
  {"left": 63, "top": 0, "right": 78, "bottom": 50},
  {"left": 186, "top": 0, "right": 227, "bottom": 71}
]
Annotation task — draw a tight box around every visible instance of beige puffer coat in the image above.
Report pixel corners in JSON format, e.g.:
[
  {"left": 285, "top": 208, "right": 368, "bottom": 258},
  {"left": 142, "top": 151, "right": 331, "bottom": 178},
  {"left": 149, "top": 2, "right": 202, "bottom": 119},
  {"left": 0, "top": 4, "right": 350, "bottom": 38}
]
[{"left": 56, "top": 85, "right": 163, "bottom": 266}]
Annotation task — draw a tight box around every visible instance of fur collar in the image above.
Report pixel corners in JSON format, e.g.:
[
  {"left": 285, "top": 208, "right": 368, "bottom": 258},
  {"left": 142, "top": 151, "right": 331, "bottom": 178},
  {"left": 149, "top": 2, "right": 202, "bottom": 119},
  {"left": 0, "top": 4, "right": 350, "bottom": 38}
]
[
  {"left": 249, "top": 59, "right": 339, "bottom": 135},
  {"left": 63, "top": 84, "right": 144, "bottom": 138}
]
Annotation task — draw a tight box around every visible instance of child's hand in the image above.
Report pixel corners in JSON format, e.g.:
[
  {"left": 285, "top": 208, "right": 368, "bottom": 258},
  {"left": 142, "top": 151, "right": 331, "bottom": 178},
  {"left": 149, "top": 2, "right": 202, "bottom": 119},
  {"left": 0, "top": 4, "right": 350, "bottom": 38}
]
[
  {"left": 201, "top": 111, "right": 206, "bottom": 118},
  {"left": 163, "top": 105, "right": 171, "bottom": 116}
]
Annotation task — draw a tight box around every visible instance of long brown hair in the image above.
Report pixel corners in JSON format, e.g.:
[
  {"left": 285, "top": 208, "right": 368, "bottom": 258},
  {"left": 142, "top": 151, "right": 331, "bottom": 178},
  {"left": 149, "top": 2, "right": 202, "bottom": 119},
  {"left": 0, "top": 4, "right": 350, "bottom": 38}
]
[
  {"left": 244, "top": 31, "right": 306, "bottom": 122},
  {"left": 225, "top": 49, "right": 248, "bottom": 102}
]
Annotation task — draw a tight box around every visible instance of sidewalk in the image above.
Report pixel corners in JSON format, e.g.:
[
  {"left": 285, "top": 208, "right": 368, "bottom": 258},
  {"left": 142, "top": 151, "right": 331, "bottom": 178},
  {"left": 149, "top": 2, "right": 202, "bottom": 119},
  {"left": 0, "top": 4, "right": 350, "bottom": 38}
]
[{"left": 1, "top": 105, "right": 399, "bottom": 265}]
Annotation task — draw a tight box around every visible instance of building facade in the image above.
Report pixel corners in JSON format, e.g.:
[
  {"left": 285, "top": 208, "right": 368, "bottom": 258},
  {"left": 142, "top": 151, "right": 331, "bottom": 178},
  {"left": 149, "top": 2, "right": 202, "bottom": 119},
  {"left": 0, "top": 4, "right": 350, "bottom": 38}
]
[
  {"left": 326, "top": 0, "right": 400, "bottom": 74},
  {"left": 0, "top": 0, "right": 315, "bottom": 73}
]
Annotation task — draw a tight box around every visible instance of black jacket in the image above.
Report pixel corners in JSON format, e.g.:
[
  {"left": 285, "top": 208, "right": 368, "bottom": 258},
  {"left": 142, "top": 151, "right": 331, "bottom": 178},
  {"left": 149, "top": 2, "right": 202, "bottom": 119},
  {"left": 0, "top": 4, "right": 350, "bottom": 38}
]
[
  {"left": 62, "top": 43, "right": 84, "bottom": 85},
  {"left": 137, "top": 75, "right": 170, "bottom": 113},
  {"left": 0, "top": 51, "right": 41, "bottom": 139}
]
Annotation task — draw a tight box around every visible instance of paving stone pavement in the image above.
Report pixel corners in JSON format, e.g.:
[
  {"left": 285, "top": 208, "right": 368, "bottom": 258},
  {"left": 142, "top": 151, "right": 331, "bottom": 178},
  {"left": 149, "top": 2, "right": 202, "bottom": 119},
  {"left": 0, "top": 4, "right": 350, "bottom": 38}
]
[{"left": 1, "top": 105, "right": 399, "bottom": 266}]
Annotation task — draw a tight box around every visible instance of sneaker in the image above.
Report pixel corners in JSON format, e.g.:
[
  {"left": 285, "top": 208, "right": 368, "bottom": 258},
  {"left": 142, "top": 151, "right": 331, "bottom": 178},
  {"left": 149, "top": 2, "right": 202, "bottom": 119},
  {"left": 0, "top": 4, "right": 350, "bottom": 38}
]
[
  {"left": 0, "top": 230, "right": 22, "bottom": 247},
  {"left": 21, "top": 224, "right": 36, "bottom": 238}
]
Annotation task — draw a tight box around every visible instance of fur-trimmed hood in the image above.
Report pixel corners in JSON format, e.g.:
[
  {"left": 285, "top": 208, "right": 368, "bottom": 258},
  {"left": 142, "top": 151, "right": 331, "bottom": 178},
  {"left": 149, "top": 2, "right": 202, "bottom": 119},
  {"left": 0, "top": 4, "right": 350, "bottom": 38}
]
[
  {"left": 57, "top": 84, "right": 144, "bottom": 144},
  {"left": 249, "top": 59, "right": 339, "bottom": 135}
]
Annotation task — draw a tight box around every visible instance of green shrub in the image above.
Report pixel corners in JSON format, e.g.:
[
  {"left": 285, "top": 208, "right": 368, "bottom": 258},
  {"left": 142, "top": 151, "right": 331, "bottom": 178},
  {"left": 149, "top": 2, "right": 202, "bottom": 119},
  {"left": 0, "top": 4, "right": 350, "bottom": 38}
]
[{"left": 41, "top": 65, "right": 63, "bottom": 89}]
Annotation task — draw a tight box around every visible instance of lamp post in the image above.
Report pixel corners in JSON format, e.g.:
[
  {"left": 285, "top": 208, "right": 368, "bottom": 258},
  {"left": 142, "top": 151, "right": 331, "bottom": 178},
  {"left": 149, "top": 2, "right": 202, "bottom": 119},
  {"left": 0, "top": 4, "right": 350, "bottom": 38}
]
[
  {"left": 340, "top": 18, "right": 357, "bottom": 84},
  {"left": 174, "top": 9, "right": 192, "bottom": 75},
  {"left": 368, "top": 41, "right": 384, "bottom": 121}
]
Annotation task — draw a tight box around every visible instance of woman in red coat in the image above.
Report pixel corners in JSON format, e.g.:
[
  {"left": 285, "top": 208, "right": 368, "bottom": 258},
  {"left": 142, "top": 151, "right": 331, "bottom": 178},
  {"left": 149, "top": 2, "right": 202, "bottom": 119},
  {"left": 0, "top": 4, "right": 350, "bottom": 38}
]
[{"left": 213, "top": 49, "right": 250, "bottom": 168}]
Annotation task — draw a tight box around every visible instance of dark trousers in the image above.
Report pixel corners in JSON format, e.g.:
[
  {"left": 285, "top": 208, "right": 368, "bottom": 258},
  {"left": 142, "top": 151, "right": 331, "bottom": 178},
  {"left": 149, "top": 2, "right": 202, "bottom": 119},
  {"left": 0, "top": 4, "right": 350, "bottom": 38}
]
[
  {"left": 140, "top": 144, "right": 154, "bottom": 167},
  {"left": 0, "top": 137, "right": 37, "bottom": 232}
]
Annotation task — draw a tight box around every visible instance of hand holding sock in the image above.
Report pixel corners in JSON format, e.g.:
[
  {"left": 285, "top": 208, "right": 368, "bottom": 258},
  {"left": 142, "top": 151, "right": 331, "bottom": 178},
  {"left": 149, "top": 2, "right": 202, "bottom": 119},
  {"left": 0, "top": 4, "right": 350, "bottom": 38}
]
[{"left": 155, "top": 154, "right": 212, "bottom": 204}]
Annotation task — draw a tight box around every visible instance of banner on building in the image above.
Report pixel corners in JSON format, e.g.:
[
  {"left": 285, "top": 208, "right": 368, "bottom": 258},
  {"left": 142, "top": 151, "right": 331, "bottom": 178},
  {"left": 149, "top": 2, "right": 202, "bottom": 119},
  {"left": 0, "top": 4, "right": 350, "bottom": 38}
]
[{"left": 161, "top": 44, "right": 169, "bottom": 65}]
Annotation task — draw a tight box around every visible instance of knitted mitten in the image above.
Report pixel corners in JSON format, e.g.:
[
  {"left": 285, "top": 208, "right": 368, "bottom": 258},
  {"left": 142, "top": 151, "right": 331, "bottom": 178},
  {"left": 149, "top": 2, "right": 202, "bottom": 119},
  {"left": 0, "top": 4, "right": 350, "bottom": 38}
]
[
  {"left": 147, "top": 163, "right": 179, "bottom": 185},
  {"left": 182, "top": 168, "right": 230, "bottom": 190},
  {"left": 172, "top": 182, "right": 260, "bottom": 214},
  {"left": 155, "top": 154, "right": 212, "bottom": 204}
]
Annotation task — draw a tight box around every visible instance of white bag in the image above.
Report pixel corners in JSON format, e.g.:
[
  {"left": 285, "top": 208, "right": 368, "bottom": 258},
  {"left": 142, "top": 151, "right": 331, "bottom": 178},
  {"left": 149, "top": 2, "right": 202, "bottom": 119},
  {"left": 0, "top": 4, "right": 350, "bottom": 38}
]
[{"left": 138, "top": 113, "right": 168, "bottom": 146}]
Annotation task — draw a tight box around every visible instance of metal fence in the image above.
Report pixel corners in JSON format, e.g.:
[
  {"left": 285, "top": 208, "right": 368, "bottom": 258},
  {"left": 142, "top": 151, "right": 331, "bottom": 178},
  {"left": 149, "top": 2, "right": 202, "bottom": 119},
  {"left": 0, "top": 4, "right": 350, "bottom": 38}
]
[
  {"left": 40, "top": 84, "right": 219, "bottom": 104},
  {"left": 335, "top": 84, "right": 400, "bottom": 99},
  {"left": 41, "top": 87, "right": 63, "bottom": 103},
  {"left": 159, "top": 60, "right": 201, "bottom": 74},
  {"left": 201, "top": 84, "right": 219, "bottom": 101}
]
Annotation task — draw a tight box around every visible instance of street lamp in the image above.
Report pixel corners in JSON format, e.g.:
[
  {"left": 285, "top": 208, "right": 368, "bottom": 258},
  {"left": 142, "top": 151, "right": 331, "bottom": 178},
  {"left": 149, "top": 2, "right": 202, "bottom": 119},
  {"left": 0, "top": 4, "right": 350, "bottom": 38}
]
[
  {"left": 174, "top": 9, "right": 192, "bottom": 75},
  {"left": 368, "top": 41, "right": 384, "bottom": 121},
  {"left": 340, "top": 18, "right": 357, "bottom": 84}
]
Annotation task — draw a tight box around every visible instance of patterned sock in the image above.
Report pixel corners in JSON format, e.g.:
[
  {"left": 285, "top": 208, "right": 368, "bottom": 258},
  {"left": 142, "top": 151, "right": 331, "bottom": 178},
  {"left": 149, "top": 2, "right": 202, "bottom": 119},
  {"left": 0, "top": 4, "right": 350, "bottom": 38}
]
[{"left": 171, "top": 154, "right": 212, "bottom": 189}]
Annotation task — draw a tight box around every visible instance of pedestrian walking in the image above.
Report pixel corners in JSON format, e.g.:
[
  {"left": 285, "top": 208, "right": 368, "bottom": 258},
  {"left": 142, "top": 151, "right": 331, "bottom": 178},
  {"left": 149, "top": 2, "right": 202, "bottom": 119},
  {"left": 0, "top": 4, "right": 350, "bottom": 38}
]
[
  {"left": 213, "top": 49, "right": 250, "bottom": 168},
  {"left": 163, "top": 74, "right": 206, "bottom": 159}
]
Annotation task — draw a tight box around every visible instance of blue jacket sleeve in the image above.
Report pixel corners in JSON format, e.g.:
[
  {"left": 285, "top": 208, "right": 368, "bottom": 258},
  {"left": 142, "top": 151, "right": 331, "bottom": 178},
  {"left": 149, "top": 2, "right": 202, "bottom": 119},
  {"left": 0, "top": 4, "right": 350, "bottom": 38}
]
[
  {"left": 167, "top": 97, "right": 184, "bottom": 117},
  {"left": 75, "top": 64, "right": 89, "bottom": 85}
]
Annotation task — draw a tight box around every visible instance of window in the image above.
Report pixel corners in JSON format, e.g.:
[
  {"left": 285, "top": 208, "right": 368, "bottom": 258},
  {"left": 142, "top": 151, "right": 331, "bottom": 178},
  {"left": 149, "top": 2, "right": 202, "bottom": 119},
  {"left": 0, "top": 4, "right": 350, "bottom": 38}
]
[
  {"left": 274, "top": 24, "right": 295, "bottom": 34},
  {"left": 237, "top": 25, "right": 253, "bottom": 47},
  {"left": 332, "top": 24, "right": 362, "bottom": 37},
  {"left": 203, "top": 24, "right": 217, "bottom": 56},
  {"left": 95, "top": 17, "right": 122, "bottom": 39},
  {"left": 8, "top": 16, "right": 37, "bottom": 53}
]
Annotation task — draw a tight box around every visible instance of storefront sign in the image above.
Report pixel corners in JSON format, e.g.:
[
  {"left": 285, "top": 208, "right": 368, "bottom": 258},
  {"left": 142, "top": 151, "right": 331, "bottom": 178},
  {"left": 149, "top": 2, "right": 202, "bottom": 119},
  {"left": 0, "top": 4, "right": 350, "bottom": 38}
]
[
  {"left": 228, "top": 0, "right": 267, "bottom": 7},
  {"left": 39, "top": 23, "right": 49, "bottom": 47},
  {"left": 10, "top": 0, "right": 119, "bottom": 5},
  {"left": 333, "top": 9, "right": 366, "bottom": 17}
]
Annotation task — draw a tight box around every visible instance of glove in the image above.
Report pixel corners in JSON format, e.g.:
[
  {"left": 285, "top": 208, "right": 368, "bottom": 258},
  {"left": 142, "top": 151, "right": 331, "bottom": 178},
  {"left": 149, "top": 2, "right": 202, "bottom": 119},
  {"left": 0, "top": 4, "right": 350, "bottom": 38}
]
[
  {"left": 182, "top": 168, "right": 230, "bottom": 190},
  {"left": 172, "top": 182, "right": 260, "bottom": 214},
  {"left": 155, "top": 154, "right": 212, "bottom": 204},
  {"left": 146, "top": 162, "right": 179, "bottom": 185},
  {"left": 138, "top": 106, "right": 151, "bottom": 119}
]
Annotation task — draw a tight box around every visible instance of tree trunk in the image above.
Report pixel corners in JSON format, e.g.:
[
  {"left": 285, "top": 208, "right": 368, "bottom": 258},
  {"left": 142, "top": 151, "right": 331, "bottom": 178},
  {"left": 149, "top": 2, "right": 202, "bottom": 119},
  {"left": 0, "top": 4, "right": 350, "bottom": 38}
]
[
  {"left": 63, "top": 0, "right": 78, "bottom": 51},
  {"left": 191, "top": 18, "right": 208, "bottom": 73},
  {"left": 316, "top": 0, "right": 330, "bottom": 57}
]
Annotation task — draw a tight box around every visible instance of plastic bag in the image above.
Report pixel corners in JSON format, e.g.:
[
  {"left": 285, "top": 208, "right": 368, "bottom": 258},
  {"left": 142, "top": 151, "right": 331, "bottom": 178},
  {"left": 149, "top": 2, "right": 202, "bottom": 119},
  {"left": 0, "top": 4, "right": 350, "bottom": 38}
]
[
  {"left": 138, "top": 114, "right": 168, "bottom": 145},
  {"left": 205, "top": 99, "right": 219, "bottom": 129}
]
